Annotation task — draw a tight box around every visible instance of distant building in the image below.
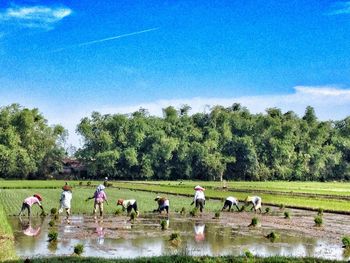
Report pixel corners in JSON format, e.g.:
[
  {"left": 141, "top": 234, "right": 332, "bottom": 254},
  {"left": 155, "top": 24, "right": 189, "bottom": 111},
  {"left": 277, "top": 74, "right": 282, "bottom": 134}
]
[{"left": 59, "top": 158, "right": 87, "bottom": 179}]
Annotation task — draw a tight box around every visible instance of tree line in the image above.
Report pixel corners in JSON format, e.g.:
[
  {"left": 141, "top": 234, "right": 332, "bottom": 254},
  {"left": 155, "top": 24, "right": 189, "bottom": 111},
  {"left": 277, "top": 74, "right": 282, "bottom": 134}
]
[
  {"left": 0, "top": 103, "right": 349, "bottom": 181},
  {"left": 0, "top": 104, "right": 66, "bottom": 179},
  {"left": 75, "top": 104, "right": 350, "bottom": 181}
]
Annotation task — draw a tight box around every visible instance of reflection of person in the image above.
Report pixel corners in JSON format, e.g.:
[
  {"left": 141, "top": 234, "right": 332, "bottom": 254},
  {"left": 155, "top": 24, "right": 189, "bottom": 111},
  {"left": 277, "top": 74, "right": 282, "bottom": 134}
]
[
  {"left": 154, "top": 196, "right": 169, "bottom": 215},
  {"left": 222, "top": 196, "right": 240, "bottom": 211},
  {"left": 117, "top": 199, "right": 139, "bottom": 216},
  {"left": 19, "top": 218, "right": 42, "bottom": 237},
  {"left": 86, "top": 185, "right": 108, "bottom": 217},
  {"left": 245, "top": 196, "right": 262, "bottom": 213},
  {"left": 95, "top": 220, "right": 105, "bottom": 245},
  {"left": 59, "top": 184, "right": 72, "bottom": 220},
  {"left": 19, "top": 194, "right": 44, "bottom": 217},
  {"left": 191, "top": 185, "right": 205, "bottom": 212},
  {"left": 194, "top": 223, "right": 205, "bottom": 242}
]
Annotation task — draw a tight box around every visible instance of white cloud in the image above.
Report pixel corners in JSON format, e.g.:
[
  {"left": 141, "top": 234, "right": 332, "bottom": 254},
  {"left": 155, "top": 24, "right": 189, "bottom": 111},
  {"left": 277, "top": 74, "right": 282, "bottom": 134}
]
[
  {"left": 0, "top": 5, "right": 72, "bottom": 29},
  {"left": 327, "top": 1, "right": 350, "bottom": 15}
]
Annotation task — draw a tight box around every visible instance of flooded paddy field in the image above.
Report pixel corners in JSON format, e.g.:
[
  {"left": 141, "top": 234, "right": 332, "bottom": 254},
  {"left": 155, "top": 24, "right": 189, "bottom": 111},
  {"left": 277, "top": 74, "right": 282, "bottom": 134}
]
[{"left": 8, "top": 207, "right": 350, "bottom": 261}]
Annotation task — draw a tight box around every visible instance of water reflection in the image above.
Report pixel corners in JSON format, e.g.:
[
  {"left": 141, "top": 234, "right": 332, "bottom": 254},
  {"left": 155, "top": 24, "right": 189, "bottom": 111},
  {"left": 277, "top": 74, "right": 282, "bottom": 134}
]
[
  {"left": 19, "top": 217, "right": 43, "bottom": 237},
  {"left": 8, "top": 215, "right": 347, "bottom": 260},
  {"left": 194, "top": 223, "right": 205, "bottom": 242}
]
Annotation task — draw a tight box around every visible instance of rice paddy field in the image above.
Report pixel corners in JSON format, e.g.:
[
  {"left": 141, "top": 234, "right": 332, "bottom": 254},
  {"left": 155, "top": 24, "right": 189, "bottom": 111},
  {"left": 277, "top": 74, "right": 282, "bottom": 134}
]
[
  {"left": 1, "top": 180, "right": 350, "bottom": 262},
  {"left": 1, "top": 180, "right": 350, "bottom": 213}
]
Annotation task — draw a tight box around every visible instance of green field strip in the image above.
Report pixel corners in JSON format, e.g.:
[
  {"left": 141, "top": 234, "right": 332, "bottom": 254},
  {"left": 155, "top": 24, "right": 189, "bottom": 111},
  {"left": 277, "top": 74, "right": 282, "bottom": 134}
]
[{"left": 115, "top": 182, "right": 350, "bottom": 214}]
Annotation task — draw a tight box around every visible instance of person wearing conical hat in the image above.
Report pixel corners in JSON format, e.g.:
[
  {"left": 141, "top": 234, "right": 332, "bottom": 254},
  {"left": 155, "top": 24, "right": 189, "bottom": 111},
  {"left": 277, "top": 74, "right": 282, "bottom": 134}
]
[
  {"left": 245, "top": 196, "right": 262, "bottom": 213},
  {"left": 191, "top": 185, "right": 206, "bottom": 212},
  {"left": 86, "top": 185, "right": 108, "bottom": 218},
  {"left": 117, "top": 199, "right": 139, "bottom": 216},
  {"left": 19, "top": 194, "right": 44, "bottom": 217},
  {"left": 222, "top": 196, "right": 240, "bottom": 212},
  {"left": 154, "top": 196, "right": 170, "bottom": 215},
  {"left": 59, "top": 184, "right": 72, "bottom": 220}
]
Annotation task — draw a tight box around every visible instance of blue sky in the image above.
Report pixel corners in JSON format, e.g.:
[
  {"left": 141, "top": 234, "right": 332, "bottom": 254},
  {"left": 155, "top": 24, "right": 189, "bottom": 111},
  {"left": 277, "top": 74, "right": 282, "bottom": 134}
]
[{"left": 0, "top": 0, "right": 350, "bottom": 146}]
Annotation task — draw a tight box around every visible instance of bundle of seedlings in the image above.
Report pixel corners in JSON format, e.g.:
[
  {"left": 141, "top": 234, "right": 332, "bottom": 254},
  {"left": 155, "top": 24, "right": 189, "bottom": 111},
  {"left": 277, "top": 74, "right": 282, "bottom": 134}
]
[
  {"left": 74, "top": 244, "right": 84, "bottom": 255},
  {"left": 249, "top": 217, "right": 259, "bottom": 227},
  {"left": 266, "top": 231, "right": 279, "bottom": 242},
  {"left": 169, "top": 232, "right": 181, "bottom": 246},
  {"left": 314, "top": 215, "right": 323, "bottom": 227}
]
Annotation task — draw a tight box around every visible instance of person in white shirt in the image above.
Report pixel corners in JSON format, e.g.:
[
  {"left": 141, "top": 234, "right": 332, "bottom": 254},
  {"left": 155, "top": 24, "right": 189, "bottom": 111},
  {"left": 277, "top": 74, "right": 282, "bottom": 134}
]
[
  {"left": 245, "top": 196, "right": 262, "bottom": 213},
  {"left": 59, "top": 184, "right": 72, "bottom": 219},
  {"left": 117, "top": 199, "right": 139, "bottom": 216},
  {"left": 222, "top": 196, "right": 240, "bottom": 211},
  {"left": 154, "top": 196, "right": 170, "bottom": 215},
  {"left": 191, "top": 185, "right": 206, "bottom": 212}
]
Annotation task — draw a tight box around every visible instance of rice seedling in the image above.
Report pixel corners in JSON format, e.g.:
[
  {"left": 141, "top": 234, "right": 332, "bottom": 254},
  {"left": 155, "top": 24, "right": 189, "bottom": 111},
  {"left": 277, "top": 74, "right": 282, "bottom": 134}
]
[
  {"left": 50, "top": 208, "right": 57, "bottom": 215},
  {"left": 189, "top": 207, "right": 199, "bottom": 217},
  {"left": 284, "top": 211, "right": 290, "bottom": 219},
  {"left": 48, "top": 220, "right": 55, "bottom": 227},
  {"left": 264, "top": 207, "right": 271, "bottom": 214},
  {"left": 314, "top": 216, "right": 323, "bottom": 227},
  {"left": 249, "top": 217, "right": 259, "bottom": 227},
  {"left": 317, "top": 208, "right": 324, "bottom": 216},
  {"left": 48, "top": 230, "right": 58, "bottom": 242},
  {"left": 266, "top": 231, "right": 278, "bottom": 242},
  {"left": 214, "top": 211, "right": 220, "bottom": 218},
  {"left": 160, "top": 219, "right": 168, "bottom": 230},
  {"left": 169, "top": 232, "right": 181, "bottom": 246},
  {"left": 74, "top": 243, "right": 84, "bottom": 255},
  {"left": 342, "top": 236, "right": 350, "bottom": 248}
]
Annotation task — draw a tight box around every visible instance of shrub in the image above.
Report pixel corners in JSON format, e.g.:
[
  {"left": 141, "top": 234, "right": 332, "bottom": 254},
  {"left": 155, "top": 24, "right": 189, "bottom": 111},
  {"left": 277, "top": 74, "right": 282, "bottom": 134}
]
[
  {"left": 249, "top": 217, "right": 259, "bottom": 227},
  {"left": 314, "top": 216, "right": 323, "bottom": 227},
  {"left": 317, "top": 208, "right": 324, "bottom": 216},
  {"left": 160, "top": 220, "right": 168, "bottom": 230},
  {"left": 342, "top": 236, "right": 350, "bottom": 248},
  {"left": 214, "top": 211, "right": 220, "bottom": 218},
  {"left": 74, "top": 243, "right": 84, "bottom": 255},
  {"left": 50, "top": 208, "right": 57, "bottom": 215},
  {"left": 48, "top": 220, "right": 55, "bottom": 227},
  {"left": 48, "top": 230, "right": 58, "bottom": 242},
  {"left": 284, "top": 211, "right": 290, "bottom": 219},
  {"left": 266, "top": 231, "right": 278, "bottom": 242},
  {"left": 264, "top": 207, "right": 271, "bottom": 214},
  {"left": 190, "top": 207, "right": 199, "bottom": 217}
]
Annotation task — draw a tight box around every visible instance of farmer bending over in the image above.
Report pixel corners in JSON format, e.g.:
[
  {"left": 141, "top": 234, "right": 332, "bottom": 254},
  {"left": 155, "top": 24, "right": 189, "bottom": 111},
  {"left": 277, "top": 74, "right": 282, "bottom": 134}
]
[
  {"left": 245, "top": 196, "right": 262, "bottom": 213},
  {"left": 222, "top": 196, "right": 240, "bottom": 211},
  {"left": 154, "top": 196, "right": 170, "bottom": 215},
  {"left": 19, "top": 194, "right": 44, "bottom": 217},
  {"left": 86, "top": 184, "right": 108, "bottom": 217},
  {"left": 117, "top": 199, "right": 139, "bottom": 216},
  {"left": 191, "top": 185, "right": 205, "bottom": 212}
]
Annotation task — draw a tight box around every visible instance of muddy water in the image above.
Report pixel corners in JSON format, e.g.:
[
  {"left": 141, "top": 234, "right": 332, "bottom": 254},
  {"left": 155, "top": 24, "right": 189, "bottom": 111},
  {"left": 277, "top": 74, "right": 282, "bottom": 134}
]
[{"left": 9, "top": 213, "right": 349, "bottom": 260}]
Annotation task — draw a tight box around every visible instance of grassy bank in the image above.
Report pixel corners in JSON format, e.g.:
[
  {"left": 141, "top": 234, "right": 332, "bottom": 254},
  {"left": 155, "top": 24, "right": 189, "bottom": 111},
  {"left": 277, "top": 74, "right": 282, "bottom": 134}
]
[
  {"left": 0, "top": 204, "right": 17, "bottom": 261},
  {"left": 4, "top": 255, "right": 347, "bottom": 263}
]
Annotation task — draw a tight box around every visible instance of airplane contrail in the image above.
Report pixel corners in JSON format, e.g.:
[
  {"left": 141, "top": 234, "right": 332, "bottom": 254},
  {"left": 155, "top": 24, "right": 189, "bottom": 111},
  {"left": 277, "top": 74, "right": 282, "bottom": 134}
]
[{"left": 49, "top": 27, "right": 159, "bottom": 53}]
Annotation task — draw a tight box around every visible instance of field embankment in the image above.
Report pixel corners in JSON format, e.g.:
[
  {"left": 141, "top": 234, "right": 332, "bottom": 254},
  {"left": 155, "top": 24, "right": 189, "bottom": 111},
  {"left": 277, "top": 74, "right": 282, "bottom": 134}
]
[
  {"left": 0, "top": 204, "right": 17, "bottom": 261},
  {"left": 3, "top": 255, "right": 347, "bottom": 263}
]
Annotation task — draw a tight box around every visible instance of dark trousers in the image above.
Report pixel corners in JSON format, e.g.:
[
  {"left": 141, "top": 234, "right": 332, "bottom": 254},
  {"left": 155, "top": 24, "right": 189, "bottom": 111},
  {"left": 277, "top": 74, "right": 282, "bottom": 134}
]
[
  {"left": 222, "top": 200, "right": 233, "bottom": 211},
  {"left": 19, "top": 203, "right": 31, "bottom": 216},
  {"left": 159, "top": 205, "right": 169, "bottom": 214},
  {"left": 127, "top": 202, "right": 138, "bottom": 214},
  {"left": 195, "top": 199, "right": 205, "bottom": 212}
]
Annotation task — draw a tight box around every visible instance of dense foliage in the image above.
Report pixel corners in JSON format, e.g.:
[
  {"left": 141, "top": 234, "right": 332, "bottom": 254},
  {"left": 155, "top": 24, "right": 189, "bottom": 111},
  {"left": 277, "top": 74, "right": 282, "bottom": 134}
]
[
  {"left": 76, "top": 104, "right": 350, "bottom": 181},
  {"left": 0, "top": 104, "right": 66, "bottom": 179}
]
